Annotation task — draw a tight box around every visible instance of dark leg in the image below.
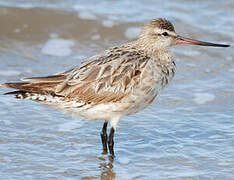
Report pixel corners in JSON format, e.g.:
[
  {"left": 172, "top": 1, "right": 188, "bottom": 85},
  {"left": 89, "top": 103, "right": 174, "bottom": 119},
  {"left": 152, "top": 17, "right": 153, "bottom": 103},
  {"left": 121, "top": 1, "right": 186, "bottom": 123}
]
[
  {"left": 108, "top": 127, "right": 115, "bottom": 157},
  {"left": 101, "top": 121, "right": 108, "bottom": 154}
]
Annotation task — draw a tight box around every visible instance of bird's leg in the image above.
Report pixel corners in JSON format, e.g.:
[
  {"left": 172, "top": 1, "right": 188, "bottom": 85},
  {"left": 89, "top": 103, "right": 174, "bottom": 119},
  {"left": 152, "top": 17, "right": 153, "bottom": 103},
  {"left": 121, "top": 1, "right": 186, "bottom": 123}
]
[
  {"left": 101, "top": 121, "right": 108, "bottom": 154},
  {"left": 108, "top": 127, "right": 115, "bottom": 157}
]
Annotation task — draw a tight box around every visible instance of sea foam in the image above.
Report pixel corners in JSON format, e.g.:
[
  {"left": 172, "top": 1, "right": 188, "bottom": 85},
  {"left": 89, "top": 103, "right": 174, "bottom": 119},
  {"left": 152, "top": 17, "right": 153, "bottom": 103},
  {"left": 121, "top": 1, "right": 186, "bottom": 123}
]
[
  {"left": 125, "top": 27, "right": 141, "bottom": 39},
  {"left": 41, "top": 38, "right": 75, "bottom": 57},
  {"left": 193, "top": 93, "right": 216, "bottom": 104}
]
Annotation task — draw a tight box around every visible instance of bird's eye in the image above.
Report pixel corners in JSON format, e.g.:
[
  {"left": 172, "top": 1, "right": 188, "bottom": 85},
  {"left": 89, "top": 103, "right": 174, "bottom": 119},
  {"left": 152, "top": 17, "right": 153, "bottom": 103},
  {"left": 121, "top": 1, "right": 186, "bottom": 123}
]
[{"left": 162, "top": 32, "right": 168, "bottom": 36}]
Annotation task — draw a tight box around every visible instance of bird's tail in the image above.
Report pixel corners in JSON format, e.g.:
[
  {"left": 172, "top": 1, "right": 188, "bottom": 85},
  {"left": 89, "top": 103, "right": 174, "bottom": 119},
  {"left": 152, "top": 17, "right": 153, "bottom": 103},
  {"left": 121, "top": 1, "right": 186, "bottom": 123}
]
[{"left": 0, "top": 74, "right": 67, "bottom": 97}]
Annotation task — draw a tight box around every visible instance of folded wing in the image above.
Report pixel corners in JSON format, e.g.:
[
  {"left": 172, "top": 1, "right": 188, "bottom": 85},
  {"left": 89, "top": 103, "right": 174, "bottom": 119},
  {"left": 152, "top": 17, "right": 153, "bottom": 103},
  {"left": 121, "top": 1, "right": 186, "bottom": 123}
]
[{"left": 1, "top": 46, "right": 149, "bottom": 105}]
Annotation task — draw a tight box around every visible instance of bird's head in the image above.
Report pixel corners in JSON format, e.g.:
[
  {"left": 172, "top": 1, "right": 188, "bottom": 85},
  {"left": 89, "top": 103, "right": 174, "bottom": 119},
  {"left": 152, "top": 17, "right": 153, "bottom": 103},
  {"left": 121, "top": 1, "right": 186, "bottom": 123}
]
[{"left": 139, "top": 18, "right": 230, "bottom": 51}]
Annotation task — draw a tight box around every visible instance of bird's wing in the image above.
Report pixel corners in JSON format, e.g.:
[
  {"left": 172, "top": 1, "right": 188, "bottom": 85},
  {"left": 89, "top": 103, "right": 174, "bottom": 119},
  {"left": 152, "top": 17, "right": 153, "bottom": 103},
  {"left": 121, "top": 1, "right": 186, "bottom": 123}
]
[
  {"left": 2, "top": 46, "right": 150, "bottom": 104},
  {"left": 55, "top": 47, "right": 150, "bottom": 104}
]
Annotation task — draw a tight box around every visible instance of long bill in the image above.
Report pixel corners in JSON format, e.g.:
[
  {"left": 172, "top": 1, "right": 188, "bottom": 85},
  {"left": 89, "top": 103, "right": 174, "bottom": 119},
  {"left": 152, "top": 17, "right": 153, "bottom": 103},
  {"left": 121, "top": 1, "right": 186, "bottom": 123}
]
[{"left": 176, "top": 35, "right": 230, "bottom": 47}]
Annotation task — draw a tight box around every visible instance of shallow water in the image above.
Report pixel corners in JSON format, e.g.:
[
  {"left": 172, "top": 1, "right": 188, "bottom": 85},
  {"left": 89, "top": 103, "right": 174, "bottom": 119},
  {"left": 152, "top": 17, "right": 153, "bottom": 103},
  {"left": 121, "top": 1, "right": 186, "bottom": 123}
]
[{"left": 0, "top": 0, "right": 233, "bottom": 179}]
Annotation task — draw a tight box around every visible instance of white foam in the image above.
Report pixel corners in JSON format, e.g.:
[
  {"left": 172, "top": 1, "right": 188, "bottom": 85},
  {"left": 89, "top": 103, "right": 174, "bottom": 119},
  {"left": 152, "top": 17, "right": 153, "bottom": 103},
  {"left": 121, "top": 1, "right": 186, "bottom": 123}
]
[
  {"left": 18, "top": 4, "right": 34, "bottom": 9},
  {"left": 125, "top": 27, "right": 141, "bottom": 39},
  {"left": 0, "top": 70, "right": 21, "bottom": 76},
  {"left": 23, "top": 24, "right": 29, "bottom": 28},
  {"left": 58, "top": 120, "right": 84, "bottom": 132},
  {"left": 73, "top": 4, "right": 86, "bottom": 11},
  {"left": 91, "top": 34, "right": 101, "bottom": 40},
  {"left": 14, "top": 28, "right": 20, "bottom": 33},
  {"left": 102, "top": 20, "right": 114, "bottom": 28},
  {"left": 193, "top": 93, "right": 216, "bottom": 104},
  {"left": 118, "top": 157, "right": 130, "bottom": 165},
  {"left": 1, "top": 120, "right": 12, "bottom": 126},
  {"left": 226, "top": 56, "right": 232, "bottom": 61},
  {"left": 186, "top": 63, "right": 196, "bottom": 67},
  {"left": 229, "top": 68, "right": 234, "bottom": 72},
  {"left": 41, "top": 38, "right": 75, "bottom": 57},
  {"left": 49, "top": 33, "right": 59, "bottom": 38},
  {"left": 204, "top": 68, "right": 212, "bottom": 73},
  {"left": 78, "top": 11, "right": 96, "bottom": 20}
]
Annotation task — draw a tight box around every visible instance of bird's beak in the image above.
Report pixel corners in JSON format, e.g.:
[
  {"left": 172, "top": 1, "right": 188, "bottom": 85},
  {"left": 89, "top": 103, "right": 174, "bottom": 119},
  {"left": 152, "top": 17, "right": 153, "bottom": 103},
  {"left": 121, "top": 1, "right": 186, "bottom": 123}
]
[{"left": 176, "top": 35, "right": 230, "bottom": 47}]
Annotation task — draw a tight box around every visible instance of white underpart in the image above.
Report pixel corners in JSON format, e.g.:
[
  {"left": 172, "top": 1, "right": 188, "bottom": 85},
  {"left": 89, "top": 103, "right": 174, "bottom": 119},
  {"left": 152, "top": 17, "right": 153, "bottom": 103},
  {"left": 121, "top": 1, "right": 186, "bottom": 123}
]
[
  {"left": 16, "top": 92, "right": 123, "bottom": 129},
  {"left": 54, "top": 102, "right": 123, "bottom": 130},
  {"left": 17, "top": 92, "right": 148, "bottom": 130}
]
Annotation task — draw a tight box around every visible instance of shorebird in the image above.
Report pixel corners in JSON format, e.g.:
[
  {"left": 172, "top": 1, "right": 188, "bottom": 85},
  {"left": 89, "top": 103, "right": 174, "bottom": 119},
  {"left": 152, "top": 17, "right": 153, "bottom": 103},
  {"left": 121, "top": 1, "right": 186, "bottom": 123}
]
[{"left": 0, "top": 18, "right": 230, "bottom": 157}]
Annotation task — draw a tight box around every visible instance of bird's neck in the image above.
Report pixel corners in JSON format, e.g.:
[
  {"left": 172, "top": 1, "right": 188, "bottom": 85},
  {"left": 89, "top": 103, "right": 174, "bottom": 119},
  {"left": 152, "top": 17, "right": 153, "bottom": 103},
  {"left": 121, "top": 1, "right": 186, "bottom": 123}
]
[{"left": 135, "top": 39, "right": 172, "bottom": 63}]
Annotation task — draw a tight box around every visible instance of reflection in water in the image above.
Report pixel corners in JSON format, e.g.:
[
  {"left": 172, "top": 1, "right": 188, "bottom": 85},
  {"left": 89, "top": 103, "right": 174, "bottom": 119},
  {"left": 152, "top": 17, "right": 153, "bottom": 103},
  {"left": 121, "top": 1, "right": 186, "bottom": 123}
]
[
  {"left": 80, "top": 155, "right": 115, "bottom": 180},
  {"left": 99, "top": 156, "right": 115, "bottom": 180}
]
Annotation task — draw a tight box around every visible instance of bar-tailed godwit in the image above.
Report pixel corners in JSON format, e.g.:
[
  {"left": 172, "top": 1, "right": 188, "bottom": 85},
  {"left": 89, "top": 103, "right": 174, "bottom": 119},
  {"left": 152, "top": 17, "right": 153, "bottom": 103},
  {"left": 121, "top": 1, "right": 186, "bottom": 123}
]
[{"left": 0, "top": 18, "right": 230, "bottom": 157}]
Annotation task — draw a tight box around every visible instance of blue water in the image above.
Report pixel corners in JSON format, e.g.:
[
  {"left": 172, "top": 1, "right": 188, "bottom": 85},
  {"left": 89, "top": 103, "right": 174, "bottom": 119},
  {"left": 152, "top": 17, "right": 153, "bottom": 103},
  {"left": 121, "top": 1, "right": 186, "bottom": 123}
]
[{"left": 0, "top": 0, "right": 233, "bottom": 179}]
